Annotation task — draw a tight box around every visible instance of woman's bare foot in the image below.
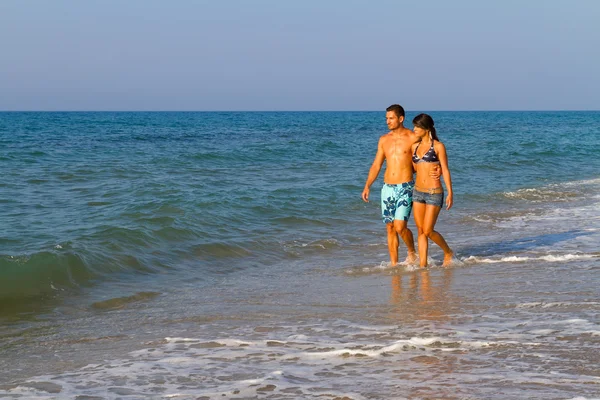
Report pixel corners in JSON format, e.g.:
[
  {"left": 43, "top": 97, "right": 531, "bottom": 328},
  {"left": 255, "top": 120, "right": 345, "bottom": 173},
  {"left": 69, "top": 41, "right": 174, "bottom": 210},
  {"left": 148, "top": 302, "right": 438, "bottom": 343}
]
[
  {"left": 406, "top": 251, "right": 417, "bottom": 264},
  {"left": 442, "top": 250, "right": 454, "bottom": 267}
]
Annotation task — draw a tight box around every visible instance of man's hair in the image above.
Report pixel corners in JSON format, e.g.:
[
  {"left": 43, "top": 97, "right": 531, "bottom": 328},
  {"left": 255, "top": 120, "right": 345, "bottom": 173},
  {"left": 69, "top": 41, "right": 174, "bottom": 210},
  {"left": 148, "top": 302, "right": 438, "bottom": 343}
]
[{"left": 386, "top": 104, "right": 405, "bottom": 118}]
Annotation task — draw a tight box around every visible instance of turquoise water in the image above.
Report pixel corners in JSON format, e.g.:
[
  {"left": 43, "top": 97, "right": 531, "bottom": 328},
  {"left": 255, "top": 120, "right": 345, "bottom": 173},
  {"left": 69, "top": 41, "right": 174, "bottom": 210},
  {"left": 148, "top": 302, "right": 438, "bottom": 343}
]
[
  {"left": 2, "top": 111, "right": 598, "bottom": 299},
  {"left": 1, "top": 111, "right": 599, "bottom": 399}
]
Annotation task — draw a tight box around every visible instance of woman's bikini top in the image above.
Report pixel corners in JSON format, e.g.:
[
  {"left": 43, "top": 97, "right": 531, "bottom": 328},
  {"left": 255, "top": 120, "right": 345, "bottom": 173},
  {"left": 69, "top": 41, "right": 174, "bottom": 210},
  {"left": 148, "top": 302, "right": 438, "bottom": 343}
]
[{"left": 412, "top": 139, "right": 439, "bottom": 163}]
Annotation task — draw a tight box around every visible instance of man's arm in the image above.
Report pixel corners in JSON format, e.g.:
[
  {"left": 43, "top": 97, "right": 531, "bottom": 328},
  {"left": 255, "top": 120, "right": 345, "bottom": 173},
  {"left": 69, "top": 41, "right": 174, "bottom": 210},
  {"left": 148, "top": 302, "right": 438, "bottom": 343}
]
[
  {"left": 429, "top": 164, "right": 442, "bottom": 180},
  {"left": 410, "top": 142, "right": 419, "bottom": 173},
  {"left": 362, "top": 138, "right": 385, "bottom": 202},
  {"left": 429, "top": 139, "right": 441, "bottom": 180}
]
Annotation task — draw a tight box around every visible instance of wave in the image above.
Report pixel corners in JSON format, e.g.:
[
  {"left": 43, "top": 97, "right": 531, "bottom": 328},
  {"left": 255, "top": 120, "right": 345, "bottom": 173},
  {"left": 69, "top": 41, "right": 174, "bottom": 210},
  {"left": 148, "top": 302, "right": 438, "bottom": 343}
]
[
  {"left": 501, "top": 178, "right": 600, "bottom": 203},
  {"left": 462, "top": 253, "right": 598, "bottom": 264},
  {"left": 463, "top": 208, "right": 546, "bottom": 224},
  {"left": 0, "top": 331, "right": 558, "bottom": 399},
  {"left": 516, "top": 301, "right": 600, "bottom": 309},
  {"left": 561, "top": 177, "right": 600, "bottom": 186},
  {"left": 0, "top": 251, "right": 94, "bottom": 300},
  {"left": 189, "top": 236, "right": 344, "bottom": 262},
  {"left": 0, "top": 230, "right": 311, "bottom": 305},
  {"left": 284, "top": 238, "right": 342, "bottom": 251},
  {"left": 502, "top": 187, "right": 580, "bottom": 203},
  {"left": 270, "top": 216, "right": 331, "bottom": 227},
  {"left": 462, "top": 178, "right": 600, "bottom": 208},
  {"left": 0, "top": 244, "right": 161, "bottom": 303},
  {"left": 90, "top": 291, "right": 161, "bottom": 310},
  {"left": 343, "top": 262, "right": 398, "bottom": 276},
  {"left": 190, "top": 241, "right": 254, "bottom": 259}
]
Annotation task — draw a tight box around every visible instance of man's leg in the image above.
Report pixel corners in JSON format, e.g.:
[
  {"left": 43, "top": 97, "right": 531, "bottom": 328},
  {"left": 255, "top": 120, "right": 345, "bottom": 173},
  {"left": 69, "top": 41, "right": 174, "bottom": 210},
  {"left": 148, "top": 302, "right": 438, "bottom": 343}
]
[
  {"left": 393, "top": 220, "right": 416, "bottom": 263},
  {"left": 386, "top": 222, "right": 399, "bottom": 265}
]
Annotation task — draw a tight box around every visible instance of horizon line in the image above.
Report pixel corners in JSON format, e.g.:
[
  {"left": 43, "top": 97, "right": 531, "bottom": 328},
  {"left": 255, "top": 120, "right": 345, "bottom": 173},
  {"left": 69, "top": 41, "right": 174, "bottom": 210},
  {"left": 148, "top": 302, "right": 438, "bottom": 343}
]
[{"left": 1, "top": 109, "right": 599, "bottom": 113}]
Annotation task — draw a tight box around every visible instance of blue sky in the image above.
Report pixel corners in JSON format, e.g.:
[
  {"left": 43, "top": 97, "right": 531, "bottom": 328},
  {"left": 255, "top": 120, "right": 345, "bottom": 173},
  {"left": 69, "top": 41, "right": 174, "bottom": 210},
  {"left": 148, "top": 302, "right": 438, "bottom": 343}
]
[{"left": 1, "top": 0, "right": 599, "bottom": 111}]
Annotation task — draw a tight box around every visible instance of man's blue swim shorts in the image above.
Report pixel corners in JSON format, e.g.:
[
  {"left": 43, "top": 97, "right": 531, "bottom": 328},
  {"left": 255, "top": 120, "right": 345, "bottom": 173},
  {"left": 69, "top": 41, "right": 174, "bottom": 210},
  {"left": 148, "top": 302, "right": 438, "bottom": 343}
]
[{"left": 381, "top": 181, "right": 414, "bottom": 224}]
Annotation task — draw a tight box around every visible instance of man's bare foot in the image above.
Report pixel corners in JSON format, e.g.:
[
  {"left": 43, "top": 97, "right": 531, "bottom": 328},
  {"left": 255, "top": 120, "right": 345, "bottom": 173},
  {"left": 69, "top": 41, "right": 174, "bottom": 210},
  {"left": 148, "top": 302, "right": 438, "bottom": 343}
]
[
  {"left": 442, "top": 250, "right": 454, "bottom": 267},
  {"left": 406, "top": 252, "right": 417, "bottom": 264}
]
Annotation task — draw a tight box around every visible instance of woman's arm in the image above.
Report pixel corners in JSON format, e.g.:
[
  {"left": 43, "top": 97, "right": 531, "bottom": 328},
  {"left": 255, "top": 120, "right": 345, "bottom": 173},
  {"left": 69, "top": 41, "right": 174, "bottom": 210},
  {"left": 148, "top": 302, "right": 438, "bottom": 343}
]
[{"left": 436, "top": 142, "right": 453, "bottom": 210}]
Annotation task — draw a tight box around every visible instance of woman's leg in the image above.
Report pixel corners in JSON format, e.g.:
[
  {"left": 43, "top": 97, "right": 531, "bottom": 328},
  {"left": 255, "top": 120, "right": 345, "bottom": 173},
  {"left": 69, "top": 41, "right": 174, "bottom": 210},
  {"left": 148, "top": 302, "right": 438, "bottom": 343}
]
[
  {"left": 422, "top": 205, "right": 454, "bottom": 266},
  {"left": 412, "top": 201, "right": 428, "bottom": 267}
]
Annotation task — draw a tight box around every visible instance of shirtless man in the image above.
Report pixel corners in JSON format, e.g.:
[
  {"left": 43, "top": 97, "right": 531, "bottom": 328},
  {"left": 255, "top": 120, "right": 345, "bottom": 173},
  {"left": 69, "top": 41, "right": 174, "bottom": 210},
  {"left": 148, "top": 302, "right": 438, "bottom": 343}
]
[{"left": 362, "top": 104, "right": 422, "bottom": 265}]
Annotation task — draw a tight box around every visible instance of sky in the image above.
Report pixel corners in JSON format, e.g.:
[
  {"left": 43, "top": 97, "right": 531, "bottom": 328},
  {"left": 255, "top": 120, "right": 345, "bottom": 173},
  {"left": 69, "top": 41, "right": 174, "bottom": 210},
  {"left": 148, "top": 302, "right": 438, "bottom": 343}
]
[{"left": 1, "top": 0, "right": 599, "bottom": 111}]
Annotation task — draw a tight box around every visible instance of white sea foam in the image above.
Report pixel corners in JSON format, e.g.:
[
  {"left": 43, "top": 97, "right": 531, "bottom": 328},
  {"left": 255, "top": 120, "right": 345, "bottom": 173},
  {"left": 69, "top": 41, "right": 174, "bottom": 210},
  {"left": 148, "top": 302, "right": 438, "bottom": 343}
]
[
  {"left": 516, "top": 301, "right": 600, "bottom": 309},
  {"left": 503, "top": 187, "right": 579, "bottom": 202},
  {"left": 566, "top": 397, "right": 600, "bottom": 400},
  {"left": 469, "top": 180, "right": 600, "bottom": 241},
  {"left": 2, "top": 318, "right": 598, "bottom": 399},
  {"left": 344, "top": 261, "right": 390, "bottom": 275},
  {"left": 561, "top": 177, "right": 600, "bottom": 186},
  {"left": 463, "top": 253, "right": 597, "bottom": 264},
  {"left": 403, "top": 264, "right": 420, "bottom": 271},
  {"left": 346, "top": 323, "right": 399, "bottom": 331},
  {"left": 344, "top": 256, "right": 459, "bottom": 275},
  {"left": 503, "top": 178, "right": 600, "bottom": 203}
]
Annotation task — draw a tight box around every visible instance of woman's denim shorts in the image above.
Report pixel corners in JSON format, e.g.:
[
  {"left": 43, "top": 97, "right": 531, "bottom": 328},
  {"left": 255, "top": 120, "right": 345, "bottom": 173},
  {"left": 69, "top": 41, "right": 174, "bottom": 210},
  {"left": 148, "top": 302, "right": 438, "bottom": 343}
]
[{"left": 413, "top": 188, "right": 444, "bottom": 208}]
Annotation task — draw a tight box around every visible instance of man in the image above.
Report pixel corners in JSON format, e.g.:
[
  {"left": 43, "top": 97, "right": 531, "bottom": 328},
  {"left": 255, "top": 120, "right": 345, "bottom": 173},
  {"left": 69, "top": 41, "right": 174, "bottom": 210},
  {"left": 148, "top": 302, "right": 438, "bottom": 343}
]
[{"left": 361, "top": 104, "right": 422, "bottom": 265}]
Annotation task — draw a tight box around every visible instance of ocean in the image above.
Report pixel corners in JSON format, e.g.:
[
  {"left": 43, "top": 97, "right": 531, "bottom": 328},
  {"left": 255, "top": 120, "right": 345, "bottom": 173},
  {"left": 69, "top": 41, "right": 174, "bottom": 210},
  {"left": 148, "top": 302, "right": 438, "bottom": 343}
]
[{"left": 0, "top": 111, "right": 599, "bottom": 399}]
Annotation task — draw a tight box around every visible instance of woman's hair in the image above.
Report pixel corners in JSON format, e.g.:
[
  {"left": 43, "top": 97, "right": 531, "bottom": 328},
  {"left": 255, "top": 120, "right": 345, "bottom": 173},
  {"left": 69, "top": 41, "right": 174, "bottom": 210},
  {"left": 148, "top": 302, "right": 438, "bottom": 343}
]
[{"left": 412, "top": 113, "right": 439, "bottom": 141}]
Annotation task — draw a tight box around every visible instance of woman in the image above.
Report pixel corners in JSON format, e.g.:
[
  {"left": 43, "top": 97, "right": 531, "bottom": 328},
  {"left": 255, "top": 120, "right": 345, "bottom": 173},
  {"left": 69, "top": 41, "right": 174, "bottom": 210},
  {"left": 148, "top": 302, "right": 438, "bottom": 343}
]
[{"left": 411, "top": 113, "right": 454, "bottom": 267}]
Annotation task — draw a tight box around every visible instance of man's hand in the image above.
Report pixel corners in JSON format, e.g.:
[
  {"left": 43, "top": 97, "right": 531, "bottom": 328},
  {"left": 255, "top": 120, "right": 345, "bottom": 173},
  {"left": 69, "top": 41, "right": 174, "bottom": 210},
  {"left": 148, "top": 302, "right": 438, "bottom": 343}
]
[
  {"left": 362, "top": 187, "right": 370, "bottom": 202},
  {"left": 429, "top": 164, "right": 441, "bottom": 180}
]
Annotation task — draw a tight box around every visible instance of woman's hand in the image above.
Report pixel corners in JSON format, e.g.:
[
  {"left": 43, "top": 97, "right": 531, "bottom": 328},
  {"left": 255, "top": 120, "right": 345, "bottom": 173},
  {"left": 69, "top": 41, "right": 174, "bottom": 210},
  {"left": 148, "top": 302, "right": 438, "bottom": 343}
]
[{"left": 446, "top": 192, "right": 453, "bottom": 210}]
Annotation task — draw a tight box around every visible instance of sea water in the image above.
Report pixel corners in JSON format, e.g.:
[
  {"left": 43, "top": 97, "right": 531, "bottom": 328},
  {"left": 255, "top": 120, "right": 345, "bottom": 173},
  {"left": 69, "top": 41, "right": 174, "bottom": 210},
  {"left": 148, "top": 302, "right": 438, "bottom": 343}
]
[{"left": 0, "top": 111, "right": 599, "bottom": 399}]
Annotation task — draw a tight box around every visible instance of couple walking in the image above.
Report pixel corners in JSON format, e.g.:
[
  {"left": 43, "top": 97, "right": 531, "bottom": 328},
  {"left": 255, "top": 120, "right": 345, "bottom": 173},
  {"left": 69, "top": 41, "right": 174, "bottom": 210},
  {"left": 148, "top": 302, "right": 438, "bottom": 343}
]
[{"left": 362, "top": 104, "right": 453, "bottom": 268}]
